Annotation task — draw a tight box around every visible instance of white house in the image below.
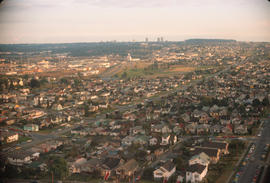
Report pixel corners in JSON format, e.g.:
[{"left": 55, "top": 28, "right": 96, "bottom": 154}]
[
  {"left": 1, "top": 131, "right": 19, "bottom": 144},
  {"left": 149, "top": 137, "right": 158, "bottom": 146},
  {"left": 172, "top": 135, "right": 177, "bottom": 145},
  {"left": 7, "top": 151, "right": 33, "bottom": 166},
  {"left": 189, "top": 152, "right": 210, "bottom": 167},
  {"left": 151, "top": 124, "right": 172, "bottom": 134},
  {"left": 153, "top": 161, "right": 176, "bottom": 181},
  {"left": 122, "top": 136, "right": 134, "bottom": 146},
  {"left": 186, "top": 164, "right": 207, "bottom": 183},
  {"left": 69, "top": 158, "right": 87, "bottom": 173},
  {"left": 160, "top": 134, "right": 171, "bottom": 146},
  {"left": 99, "top": 102, "right": 109, "bottom": 109},
  {"left": 31, "top": 152, "right": 40, "bottom": 160},
  {"left": 161, "top": 125, "right": 172, "bottom": 134}
]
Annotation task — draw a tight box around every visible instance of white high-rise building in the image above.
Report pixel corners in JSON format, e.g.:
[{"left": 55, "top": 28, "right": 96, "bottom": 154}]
[{"left": 127, "top": 53, "right": 132, "bottom": 62}]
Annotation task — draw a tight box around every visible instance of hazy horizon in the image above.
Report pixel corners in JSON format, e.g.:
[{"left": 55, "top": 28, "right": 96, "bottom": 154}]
[
  {"left": 0, "top": 38, "right": 261, "bottom": 45},
  {"left": 0, "top": 0, "right": 269, "bottom": 44}
]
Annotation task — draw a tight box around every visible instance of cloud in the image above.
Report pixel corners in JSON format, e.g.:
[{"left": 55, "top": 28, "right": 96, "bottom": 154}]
[
  {"left": 74, "top": 0, "right": 187, "bottom": 8},
  {"left": 0, "top": 0, "right": 254, "bottom": 11},
  {"left": 73, "top": 0, "right": 246, "bottom": 8},
  {"left": 0, "top": 0, "right": 73, "bottom": 12}
]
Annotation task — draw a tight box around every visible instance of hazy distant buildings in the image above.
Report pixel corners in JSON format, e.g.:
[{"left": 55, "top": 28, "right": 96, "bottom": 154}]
[
  {"left": 145, "top": 37, "right": 149, "bottom": 43},
  {"left": 161, "top": 37, "right": 164, "bottom": 42},
  {"left": 157, "top": 37, "right": 164, "bottom": 42}
]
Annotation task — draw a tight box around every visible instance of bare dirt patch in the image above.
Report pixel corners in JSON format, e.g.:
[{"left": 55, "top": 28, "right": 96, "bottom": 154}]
[{"left": 169, "top": 65, "right": 195, "bottom": 72}]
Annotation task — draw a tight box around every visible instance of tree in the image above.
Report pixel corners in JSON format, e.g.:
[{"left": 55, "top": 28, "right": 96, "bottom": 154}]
[
  {"left": 262, "top": 97, "right": 269, "bottom": 106},
  {"left": 135, "top": 150, "right": 147, "bottom": 159},
  {"left": 121, "top": 71, "right": 127, "bottom": 78},
  {"left": 48, "top": 156, "right": 68, "bottom": 180},
  {"left": 174, "top": 156, "right": 184, "bottom": 170},
  {"left": 200, "top": 96, "right": 213, "bottom": 106},
  {"left": 73, "top": 78, "right": 81, "bottom": 87},
  {"left": 60, "top": 78, "right": 69, "bottom": 85},
  {"left": 3, "top": 164, "right": 19, "bottom": 178},
  {"left": 252, "top": 99, "right": 261, "bottom": 107},
  {"left": 84, "top": 104, "right": 90, "bottom": 117},
  {"left": 40, "top": 78, "right": 48, "bottom": 85},
  {"left": 68, "top": 145, "right": 79, "bottom": 158},
  {"left": 0, "top": 78, "right": 8, "bottom": 91},
  {"left": 238, "top": 105, "right": 246, "bottom": 114},
  {"left": 29, "top": 78, "right": 40, "bottom": 88},
  {"left": 153, "top": 61, "right": 158, "bottom": 70},
  {"left": 142, "top": 167, "right": 154, "bottom": 180}
]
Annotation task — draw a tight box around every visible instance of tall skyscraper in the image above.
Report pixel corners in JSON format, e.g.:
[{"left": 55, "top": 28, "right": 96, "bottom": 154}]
[{"left": 145, "top": 37, "right": 149, "bottom": 43}]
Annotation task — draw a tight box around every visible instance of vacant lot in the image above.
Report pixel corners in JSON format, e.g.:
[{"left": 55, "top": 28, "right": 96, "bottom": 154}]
[
  {"left": 101, "top": 61, "right": 152, "bottom": 78},
  {"left": 169, "top": 65, "right": 196, "bottom": 72}
]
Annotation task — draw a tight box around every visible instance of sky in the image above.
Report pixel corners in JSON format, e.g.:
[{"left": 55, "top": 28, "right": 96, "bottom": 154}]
[{"left": 0, "top": 0, "right": 269, "bottom": 44}]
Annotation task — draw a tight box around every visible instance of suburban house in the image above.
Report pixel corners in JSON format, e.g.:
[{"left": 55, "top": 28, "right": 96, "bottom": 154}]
[
  {"left": 133, "top": 135, "right": 148, "bottom": 145},
  {"left": 153, "top": 160, "right": 176, "bottom": 181},
  {"left": 196, "top": 124, "right": 210, "bottom": 134},
  {"left": 37, "top": 140, "right": 63, "bottom": 153},
  {"left": 193, "top": 147, "right": 220, "bottom": 164},
  {"left": 189, "top": 152, "right": 211, "bottom": 167},
  {"left": 52, "top": 103, "right": 63, "bottom": 110},
  {"left": 185, "top": 123, "right": 197, "bottom": 134},
  {"left": 186, "top": 163, "right": 207, "bottom": 183},
  {"left": 130, "top": 126, "right": 145, "bottom": 135},
  {"left": 7, "top": 150, "right": 34, "bottom": 166},
  {"left": 122, "top": 136, "right": 134, "bottom": 146},
  {"left": 221, "top": 125, "right": 233, "bottom": 134},
  {"left": 23, "top": 124, "right": 39, "bottom": 131},
  {"left": 149, "top": 137, "right": 158, "bottom": 146},
  {"left": 160, "top": 134, "right": 171, "bottom": 146},
  {"left": 81, "top": 158, "right": 101, "bottom": 173},
  {"left": 69, "top": 158, "right": 87, "bottom": 173},
  {"left": 210, "top": 124, "right": 222, "bottom": 133},
  {"left": 161, "top": 125, "right": 172, "bottom": 134},
  {"left": 151, "top": 124, "right": 171, "bottom": 134},
  {"left": 100, "top": 157, "right": 122, "bottom": 180},
  {"left": 173, "top": 125, "right": 182, "bottom": 135},
  {"left": 181, "top": 113, "right": 190, "bottom": 122},
  {"left": 116, "top": 159, "right": 139, "bottom": 179},
  {"left": 0, "top": 131, "right": 19, "bottom": 144},
  {"left": 234, "top": 124, "right": 248, "bottom": 135}
]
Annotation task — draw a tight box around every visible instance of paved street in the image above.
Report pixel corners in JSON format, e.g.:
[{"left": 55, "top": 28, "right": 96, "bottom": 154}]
[{"left": 238, "top": 119, "right": 270, "bottom": 183}]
